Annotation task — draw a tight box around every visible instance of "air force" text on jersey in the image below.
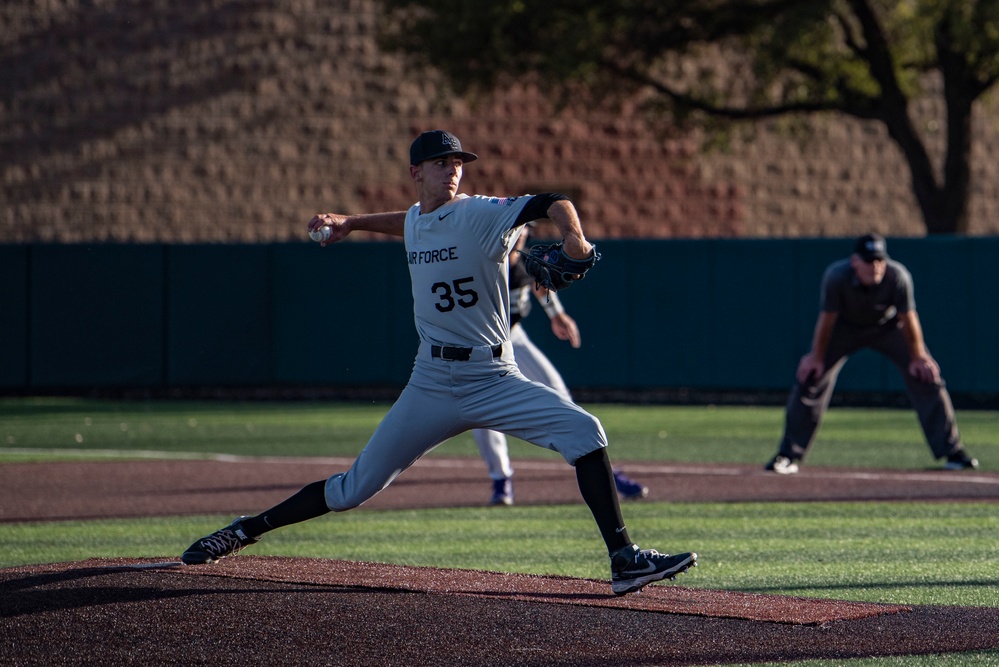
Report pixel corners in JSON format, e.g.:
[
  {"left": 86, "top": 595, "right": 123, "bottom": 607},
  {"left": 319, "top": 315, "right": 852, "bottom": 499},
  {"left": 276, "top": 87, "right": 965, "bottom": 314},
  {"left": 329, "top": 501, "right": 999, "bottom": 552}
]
[{"left": 408, "top": 247, "right": 459, "bottom": 264}]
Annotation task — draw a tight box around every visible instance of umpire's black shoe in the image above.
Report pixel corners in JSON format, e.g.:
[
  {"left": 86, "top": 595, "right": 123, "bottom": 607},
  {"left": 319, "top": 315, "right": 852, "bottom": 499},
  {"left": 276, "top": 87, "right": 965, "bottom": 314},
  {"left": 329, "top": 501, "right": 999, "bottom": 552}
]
[
  {"left": 765, "top": 455, "right": 799, "bottom": 474},
  {"left": 182, "top": 516, "right": 259, "bottom": 565},
  {"left": 610, "top": 544, "right": 697, "bottom": 596},
  {"left": 944, "top": 450, "right": 979, "bottom": 470}
]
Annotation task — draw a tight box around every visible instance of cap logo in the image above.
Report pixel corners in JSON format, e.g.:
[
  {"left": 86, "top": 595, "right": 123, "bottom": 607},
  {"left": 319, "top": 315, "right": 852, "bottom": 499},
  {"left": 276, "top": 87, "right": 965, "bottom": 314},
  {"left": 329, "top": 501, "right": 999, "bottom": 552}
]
[
  {"left": 866, "top": 239, "right": 885, "bottom": 254},
  {"left": 410, "top": 130, "right": 477, "bottom": 165}
]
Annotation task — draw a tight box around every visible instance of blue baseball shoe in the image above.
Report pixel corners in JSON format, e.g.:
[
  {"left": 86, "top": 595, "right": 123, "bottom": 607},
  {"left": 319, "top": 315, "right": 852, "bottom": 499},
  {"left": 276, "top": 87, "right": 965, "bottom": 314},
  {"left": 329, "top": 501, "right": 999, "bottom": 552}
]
[
  {"left": 490, "top": 478, "right": 513, "bottom": 505},
  {"left": 613, "top": 470, "right": 649, "bottom": 500}
]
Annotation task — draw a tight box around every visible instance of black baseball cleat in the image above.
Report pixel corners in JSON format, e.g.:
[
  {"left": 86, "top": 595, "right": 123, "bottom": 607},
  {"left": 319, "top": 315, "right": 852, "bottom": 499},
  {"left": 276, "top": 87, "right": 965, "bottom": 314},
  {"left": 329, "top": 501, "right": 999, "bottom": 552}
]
[
  {"left": 181, "top": 516, "right": 259, "bottom": 565},
  {"left": 610, "top": 544, "right": 697, "bottom": 596},
  {"left": 943, "top": 451, "right": 979, "bottom": 470}
]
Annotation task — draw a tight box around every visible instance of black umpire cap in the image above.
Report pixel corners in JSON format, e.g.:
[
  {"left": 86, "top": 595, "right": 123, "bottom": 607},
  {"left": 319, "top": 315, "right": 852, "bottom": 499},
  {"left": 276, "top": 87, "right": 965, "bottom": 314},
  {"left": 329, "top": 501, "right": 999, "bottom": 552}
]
[
  {"left": 854, "top": 233, "right": 889, "bottom": 262},
  {"left": 410, "top": 130, "right": 478, "bottom": 165}
]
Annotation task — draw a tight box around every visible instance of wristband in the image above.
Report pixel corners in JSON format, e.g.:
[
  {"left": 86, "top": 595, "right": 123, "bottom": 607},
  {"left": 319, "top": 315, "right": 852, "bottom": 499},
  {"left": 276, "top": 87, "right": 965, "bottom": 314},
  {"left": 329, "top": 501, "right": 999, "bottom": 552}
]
[{"left": 542, "top": 292, "right": 565, "bottom": 318}]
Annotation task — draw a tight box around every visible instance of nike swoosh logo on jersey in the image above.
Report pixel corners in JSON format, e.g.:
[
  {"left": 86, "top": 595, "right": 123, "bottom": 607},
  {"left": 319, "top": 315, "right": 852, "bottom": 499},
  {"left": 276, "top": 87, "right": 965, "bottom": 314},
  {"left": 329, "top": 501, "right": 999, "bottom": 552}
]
[
  {"left": 439, "top": 210, "right": 454, "bottom": 220},
  {"left": 499, "top": 371, "right": 511, "bottom": 377}
]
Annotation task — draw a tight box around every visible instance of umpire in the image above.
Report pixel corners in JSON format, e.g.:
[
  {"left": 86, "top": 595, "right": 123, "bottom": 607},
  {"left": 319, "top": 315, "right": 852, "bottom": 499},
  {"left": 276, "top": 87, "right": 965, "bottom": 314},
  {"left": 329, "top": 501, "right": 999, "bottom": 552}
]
[{"left": 766, "top": 233, "right": 979, "bottom": 474}]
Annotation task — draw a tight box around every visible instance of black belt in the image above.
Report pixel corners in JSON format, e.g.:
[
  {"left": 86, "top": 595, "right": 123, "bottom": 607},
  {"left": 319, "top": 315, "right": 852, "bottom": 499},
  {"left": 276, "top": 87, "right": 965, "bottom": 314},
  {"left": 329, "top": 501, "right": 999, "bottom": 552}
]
[{"left": 431, "top": 344, "right": 503, "bottom": 361}]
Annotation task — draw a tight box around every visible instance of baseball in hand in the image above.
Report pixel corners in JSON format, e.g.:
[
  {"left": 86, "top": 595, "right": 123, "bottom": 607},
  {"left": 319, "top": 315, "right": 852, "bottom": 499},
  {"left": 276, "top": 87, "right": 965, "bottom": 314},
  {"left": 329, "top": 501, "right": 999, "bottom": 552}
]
[{"left": 309, "top": 225, "right": 332, "bottom": 243}]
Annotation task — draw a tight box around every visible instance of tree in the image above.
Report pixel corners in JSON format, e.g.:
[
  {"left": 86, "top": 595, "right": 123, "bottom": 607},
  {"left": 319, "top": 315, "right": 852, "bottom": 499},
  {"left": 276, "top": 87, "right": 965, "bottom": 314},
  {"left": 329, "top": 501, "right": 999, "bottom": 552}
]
[{"left": 378, "top": 0, "right": 999, "bottom": 235}]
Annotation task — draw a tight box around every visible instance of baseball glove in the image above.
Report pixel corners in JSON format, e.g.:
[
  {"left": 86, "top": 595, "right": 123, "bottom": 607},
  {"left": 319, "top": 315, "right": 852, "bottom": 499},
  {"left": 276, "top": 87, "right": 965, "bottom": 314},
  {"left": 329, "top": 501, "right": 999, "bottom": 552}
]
[{"left": 520, "top": 242, "right": 600, "bottom": 291}]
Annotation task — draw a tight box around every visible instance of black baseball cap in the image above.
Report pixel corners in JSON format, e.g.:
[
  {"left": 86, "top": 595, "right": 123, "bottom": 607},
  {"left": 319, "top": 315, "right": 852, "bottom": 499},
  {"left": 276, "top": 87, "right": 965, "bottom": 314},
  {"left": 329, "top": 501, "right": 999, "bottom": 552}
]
[
  {"left": 854, "top": 233, "right": 889, "bottom": 261},
  {"left": 409, "top": 130, "right": 478, "bottom": 166}
]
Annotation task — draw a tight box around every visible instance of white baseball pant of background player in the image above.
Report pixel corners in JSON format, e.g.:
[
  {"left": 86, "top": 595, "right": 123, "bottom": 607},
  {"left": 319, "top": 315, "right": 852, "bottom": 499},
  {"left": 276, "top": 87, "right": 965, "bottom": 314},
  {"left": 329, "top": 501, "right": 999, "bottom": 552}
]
[{"left": 472, "top": 323, "right": 569, "bottom": 482}]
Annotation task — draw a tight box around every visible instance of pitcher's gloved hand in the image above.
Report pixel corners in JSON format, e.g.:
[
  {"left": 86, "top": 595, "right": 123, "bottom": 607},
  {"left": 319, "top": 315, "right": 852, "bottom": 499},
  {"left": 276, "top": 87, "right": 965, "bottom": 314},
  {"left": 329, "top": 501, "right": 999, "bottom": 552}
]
[{"left": 520, "top": 242, "right": 600, "bottom": 291}]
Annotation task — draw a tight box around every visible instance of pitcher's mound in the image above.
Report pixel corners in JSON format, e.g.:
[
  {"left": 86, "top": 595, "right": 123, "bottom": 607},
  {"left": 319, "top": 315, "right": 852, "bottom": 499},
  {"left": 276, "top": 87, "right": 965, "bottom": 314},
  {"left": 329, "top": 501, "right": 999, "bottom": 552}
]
[{"left": 78, "top": 556, "right": 910, "bottom": 625}]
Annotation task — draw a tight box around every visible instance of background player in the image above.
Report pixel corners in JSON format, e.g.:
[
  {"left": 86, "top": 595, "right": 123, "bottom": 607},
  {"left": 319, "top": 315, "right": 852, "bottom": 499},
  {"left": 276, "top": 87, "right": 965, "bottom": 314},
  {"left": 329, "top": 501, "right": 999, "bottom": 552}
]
[
  {"left": 474, "top": 224, "right": 649, "bottom": 505},
  {"left": 181, "top": 130, "right": 696, "bottom": 595},
  {"left": 766, "top": 233, "right": 978, "bottom": 474}
]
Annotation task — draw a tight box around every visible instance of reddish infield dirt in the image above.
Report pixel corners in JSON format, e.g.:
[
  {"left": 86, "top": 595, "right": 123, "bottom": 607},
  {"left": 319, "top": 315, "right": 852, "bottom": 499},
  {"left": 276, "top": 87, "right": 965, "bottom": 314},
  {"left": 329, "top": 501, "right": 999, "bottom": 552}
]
[{"left": 2, "top": 457, "right": 999, "bottom": 666}]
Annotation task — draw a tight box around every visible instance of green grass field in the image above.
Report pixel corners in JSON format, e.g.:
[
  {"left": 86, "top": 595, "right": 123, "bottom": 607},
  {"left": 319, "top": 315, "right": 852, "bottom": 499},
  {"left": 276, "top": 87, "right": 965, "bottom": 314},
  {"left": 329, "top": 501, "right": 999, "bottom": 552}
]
[
  {"left": 2, "top": 397, "right": 998, "bottom": 666},
  {"left": 3, "top": 396, "right": 997, "bottom": 469}
]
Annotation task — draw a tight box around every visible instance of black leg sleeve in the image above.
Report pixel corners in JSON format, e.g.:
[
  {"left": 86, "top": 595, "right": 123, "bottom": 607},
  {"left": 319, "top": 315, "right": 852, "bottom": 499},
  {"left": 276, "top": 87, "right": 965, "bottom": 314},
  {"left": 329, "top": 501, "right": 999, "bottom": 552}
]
[
  {"left": 241, "top": 480, "right": 330, "bottom": 537},
  {"left": 574, "top": 448, "right": 631, "bottom": 555}
]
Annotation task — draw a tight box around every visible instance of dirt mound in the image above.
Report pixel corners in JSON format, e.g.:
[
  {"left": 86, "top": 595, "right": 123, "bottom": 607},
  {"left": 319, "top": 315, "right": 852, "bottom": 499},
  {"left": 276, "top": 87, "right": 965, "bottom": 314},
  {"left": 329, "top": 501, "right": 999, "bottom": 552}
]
[
  {"left": 89, "top": 556, "right": 912, "bottom": 625},
  {"left": 2, "top": 557, "right": 997, "bottom": 666}
]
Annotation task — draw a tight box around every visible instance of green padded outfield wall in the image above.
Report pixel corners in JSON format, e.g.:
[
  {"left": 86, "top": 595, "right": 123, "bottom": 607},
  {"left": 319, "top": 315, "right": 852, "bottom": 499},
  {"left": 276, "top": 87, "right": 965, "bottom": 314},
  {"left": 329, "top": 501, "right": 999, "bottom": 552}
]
[
  {"left": 166, "top": 245, "right": 273, "bottom": 385},
  {"left": 5, "top": 236, "right": 999, "bottom": 394},
  {"left": 28, "top": 244, "right": 166, "bottom": 388},
  {"left": 271, "top": 242, "right": 416, "bottom": 386},
  {"left": 522, "top": 238, "right": 816, "bottom": 391},
  {"left": 0, "top": 246, "right": 28, "bottom": 388}
]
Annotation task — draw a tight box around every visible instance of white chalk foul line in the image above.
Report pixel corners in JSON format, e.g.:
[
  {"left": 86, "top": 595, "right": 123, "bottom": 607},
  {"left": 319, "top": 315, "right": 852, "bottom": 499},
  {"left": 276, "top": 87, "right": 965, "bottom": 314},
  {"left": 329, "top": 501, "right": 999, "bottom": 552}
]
[
  {"left": 4, "top": 447, "right": 997, "bottom": 487},
  {"left": 614, "top": 462, "right": 999, "bottom": 487}
]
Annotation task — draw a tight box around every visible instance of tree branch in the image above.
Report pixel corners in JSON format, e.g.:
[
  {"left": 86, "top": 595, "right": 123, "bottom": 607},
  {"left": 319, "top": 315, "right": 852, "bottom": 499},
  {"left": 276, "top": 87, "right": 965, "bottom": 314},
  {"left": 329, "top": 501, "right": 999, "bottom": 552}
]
[
  {"left": 605, "top": 61, "right": 846, "bottom": 119},
  {"left": 832, "top": 8, "right": 865, "bottom": 59},
  {"left": 845, "top": 0, "right": 905, "bottom": 105}
]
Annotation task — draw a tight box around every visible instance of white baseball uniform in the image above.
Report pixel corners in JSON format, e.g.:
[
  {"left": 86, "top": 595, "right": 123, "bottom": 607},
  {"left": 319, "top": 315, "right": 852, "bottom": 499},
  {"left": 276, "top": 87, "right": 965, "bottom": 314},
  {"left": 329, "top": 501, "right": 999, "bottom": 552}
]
[{"left": 324, "top": 194, "right": 607, "bottom": 510}]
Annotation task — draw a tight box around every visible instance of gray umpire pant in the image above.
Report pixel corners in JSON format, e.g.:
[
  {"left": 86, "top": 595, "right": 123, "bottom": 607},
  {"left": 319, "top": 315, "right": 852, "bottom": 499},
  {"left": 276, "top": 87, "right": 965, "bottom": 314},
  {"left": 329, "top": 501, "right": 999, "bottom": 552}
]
[{"left": 778, "top": 318, "right": 962, "bottom": 462}]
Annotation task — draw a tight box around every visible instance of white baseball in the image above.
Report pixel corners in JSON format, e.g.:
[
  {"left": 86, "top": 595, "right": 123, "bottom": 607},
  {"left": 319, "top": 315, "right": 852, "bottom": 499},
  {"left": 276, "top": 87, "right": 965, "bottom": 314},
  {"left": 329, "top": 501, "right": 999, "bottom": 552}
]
[{"left": 309, "top": 225, "right": 332, "bottom": 242}]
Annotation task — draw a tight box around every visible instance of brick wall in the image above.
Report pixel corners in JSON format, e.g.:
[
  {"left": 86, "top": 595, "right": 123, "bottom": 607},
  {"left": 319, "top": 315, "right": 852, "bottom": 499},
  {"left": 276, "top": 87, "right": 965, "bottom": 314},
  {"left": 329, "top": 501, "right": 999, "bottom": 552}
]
[{"left": 2, "top": 0, "right": 998, "bottom": 243}]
